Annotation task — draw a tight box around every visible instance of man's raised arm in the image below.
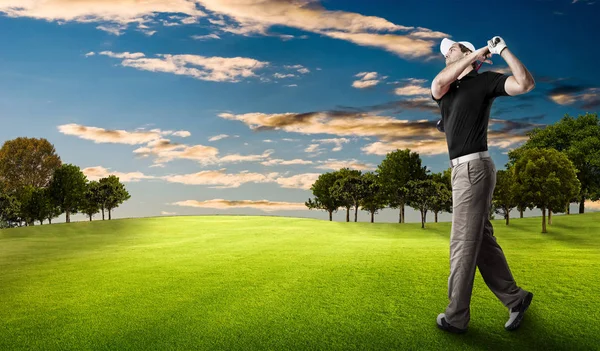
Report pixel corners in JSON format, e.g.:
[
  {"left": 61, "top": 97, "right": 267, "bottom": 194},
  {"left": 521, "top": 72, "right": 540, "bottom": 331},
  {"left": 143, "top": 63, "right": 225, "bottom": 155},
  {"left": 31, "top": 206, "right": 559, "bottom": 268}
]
[{"left": 488, "top": 37, "right": 535, "bottom": 96}]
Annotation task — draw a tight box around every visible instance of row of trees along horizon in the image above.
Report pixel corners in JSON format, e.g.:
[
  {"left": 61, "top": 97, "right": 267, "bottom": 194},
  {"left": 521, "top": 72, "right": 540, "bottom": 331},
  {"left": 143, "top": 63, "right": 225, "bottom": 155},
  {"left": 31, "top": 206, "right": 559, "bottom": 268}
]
[
  {"left": 305, "top": 112, "right": 600, "bottom": 233},
  {"left": 0, "top": 137, "right": 131, "bottom": 229},
  {"left": 0, "top": 113, "right": 597, "bottom": 233}
]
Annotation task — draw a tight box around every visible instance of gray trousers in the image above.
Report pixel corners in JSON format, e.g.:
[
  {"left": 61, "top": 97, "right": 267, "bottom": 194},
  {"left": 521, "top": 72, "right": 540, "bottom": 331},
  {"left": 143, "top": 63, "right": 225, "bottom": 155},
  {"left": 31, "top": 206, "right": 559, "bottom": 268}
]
[{"left": 445, "top": 157, "right": 529, "bottom": 329}]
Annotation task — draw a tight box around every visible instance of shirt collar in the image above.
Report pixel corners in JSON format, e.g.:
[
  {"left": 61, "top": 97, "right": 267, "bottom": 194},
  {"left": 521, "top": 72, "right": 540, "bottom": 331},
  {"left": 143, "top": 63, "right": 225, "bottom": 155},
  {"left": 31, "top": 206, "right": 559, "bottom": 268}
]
[
  {"left": 465, "top": 69, "right": 478, "bottom": 77},
  {"left": 458, "top": 69, "right": 478, "bottom": 81}
]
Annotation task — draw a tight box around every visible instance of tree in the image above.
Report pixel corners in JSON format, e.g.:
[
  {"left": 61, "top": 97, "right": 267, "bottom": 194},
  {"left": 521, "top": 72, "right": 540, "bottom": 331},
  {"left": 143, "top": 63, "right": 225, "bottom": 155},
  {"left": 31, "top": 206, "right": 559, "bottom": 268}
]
[
  {"left": 331, "top": 168, "right": 365, "bottom": 222},
  {"left": 377, "top": 149, "right": 428, "bottom": 223},
  {"left": 45, "top": 195, "right": 63, "bottom": 225},
  {"left": 493, "top": 169, "right": 517, "bottom": 225},
  {"left": 97, "top": 178, "right": 109, "bottom": 220},
  {"left": 0, "top": 137, "right": 62, "bottom": 193},
  {"left": 48, "top": 164, "right": 88, "bottom": 223},
  {"left": 407, "top": 179, "right": 442, "bottom": 229},
  {"left": 509, "top": 113, "right": 600, "bottom": 214},
  {"left": 15, "top": 185, "right": 36, "bottom": 226},
  {"left": 81, "top": 181, "right": 102, "bottom": 221},
  {"left": 31, "top": 187, "right": 55, "bottom": 225},
  {"left": 512, "top": 148, "right": 581, "bottom": 233},
  {"left": 359, "top": 172, "right": 387, "bottom": 223},
  {"left": 430, "top": 170, "right": 452, "bottom": 223},
  {"left": 0, "top": 190, "right": 21, "bottom": 228},
  {"left": 102, "top": 176, "right": 131, "bottom": 220},
  {"left": 15, "top": 186, "right": 55, "bottom": 226},
  {"left": 306, "top": 172, "right": 343, "bottom": 221}
]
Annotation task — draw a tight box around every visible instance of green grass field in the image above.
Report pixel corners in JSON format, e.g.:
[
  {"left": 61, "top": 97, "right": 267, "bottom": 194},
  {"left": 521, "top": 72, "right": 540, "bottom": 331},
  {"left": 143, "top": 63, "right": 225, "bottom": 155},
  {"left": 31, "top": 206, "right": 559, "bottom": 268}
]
[{"left": 1, "top": 213, "right": 599, "bottom": 350}]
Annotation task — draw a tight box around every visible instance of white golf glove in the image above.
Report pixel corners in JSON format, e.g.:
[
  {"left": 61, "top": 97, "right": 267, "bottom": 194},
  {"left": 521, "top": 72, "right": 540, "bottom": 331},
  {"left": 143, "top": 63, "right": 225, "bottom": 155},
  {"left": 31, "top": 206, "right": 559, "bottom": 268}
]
[{"left": 488, "top": 36, "right": 507, "bottom": 55}]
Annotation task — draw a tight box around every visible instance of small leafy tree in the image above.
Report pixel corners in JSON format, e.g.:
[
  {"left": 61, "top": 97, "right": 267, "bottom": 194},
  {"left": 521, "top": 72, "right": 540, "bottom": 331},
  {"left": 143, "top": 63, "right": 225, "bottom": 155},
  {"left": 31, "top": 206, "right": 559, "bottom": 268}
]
[
  {"left": 493, "top": 169, "right": 517, "bottom": 225},
  {"left": 17, "top": 186, "right": 53, "bottom": 226},
  {"left": 102, "top": 176, "right": 131, "bottom": 220},
  {"left": 430, "top": 171, "right": 452, "bottom": 222},
  {"left": 48, "top": 164, "right": 88, "bottom": 223},
  {"left": 512, "top": 148, "right": 581, "bottom": 233},
  {"left": 0, "top": 191, "right": 21, "bottom": 228},
  {"left": 377, "top": 149, "right": 428, "bottom": 223},
  {"left": 359, "top": 172, "right": 387, "bottom": 223},
  {"left": 331, "top": 168, "right": 365, "bottom": 222},
  {"left": 407, "top": 179, "right": 442, "bottom": 229},
  {"left": 81, "top": 181, "right": 102, "bottom": 221},
  {"left": 306, "top": 172, "right": 343, "bottom": 221}
]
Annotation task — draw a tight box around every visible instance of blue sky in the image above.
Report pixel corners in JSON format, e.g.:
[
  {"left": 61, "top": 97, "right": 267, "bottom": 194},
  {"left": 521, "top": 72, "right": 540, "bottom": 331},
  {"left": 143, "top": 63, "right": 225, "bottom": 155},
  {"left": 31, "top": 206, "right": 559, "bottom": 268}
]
[{"left": 1, "top": 0, "right": 599, "bottom": 223}]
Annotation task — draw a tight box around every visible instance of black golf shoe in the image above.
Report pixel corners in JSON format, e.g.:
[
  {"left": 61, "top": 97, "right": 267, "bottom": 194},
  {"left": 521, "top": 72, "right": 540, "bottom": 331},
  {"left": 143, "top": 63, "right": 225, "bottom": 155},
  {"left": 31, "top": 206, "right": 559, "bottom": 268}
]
[{"left": 505, "top": 292, "right": 534, "bottom": 331}]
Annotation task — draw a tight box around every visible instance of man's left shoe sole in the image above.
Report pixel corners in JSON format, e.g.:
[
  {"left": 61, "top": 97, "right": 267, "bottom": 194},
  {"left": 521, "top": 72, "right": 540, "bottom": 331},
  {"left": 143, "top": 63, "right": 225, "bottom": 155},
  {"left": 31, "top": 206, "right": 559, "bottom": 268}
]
[
  {"left": 437, "top": 323, "right": 467, "bottom": 334},
  {"left": 505, "top": 292, "right": 534, "bottom": 331}
]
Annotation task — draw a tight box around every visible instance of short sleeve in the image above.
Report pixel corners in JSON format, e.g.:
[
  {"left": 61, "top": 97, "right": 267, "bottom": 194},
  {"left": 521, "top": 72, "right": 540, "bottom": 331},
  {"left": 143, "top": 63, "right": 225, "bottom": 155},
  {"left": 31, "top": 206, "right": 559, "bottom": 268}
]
[
  {"left": 431, "top": 92, "right": 441, "bottom": 105},
  {"left": 486, "top": 71, "right": 510, "bottom": 98}
]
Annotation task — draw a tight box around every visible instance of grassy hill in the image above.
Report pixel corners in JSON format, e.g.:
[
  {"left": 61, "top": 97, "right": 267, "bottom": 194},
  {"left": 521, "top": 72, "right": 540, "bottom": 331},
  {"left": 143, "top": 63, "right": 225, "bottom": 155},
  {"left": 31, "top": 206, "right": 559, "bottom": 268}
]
[{"left": 1, "top": 213, "right": 599, "bottom": 350}]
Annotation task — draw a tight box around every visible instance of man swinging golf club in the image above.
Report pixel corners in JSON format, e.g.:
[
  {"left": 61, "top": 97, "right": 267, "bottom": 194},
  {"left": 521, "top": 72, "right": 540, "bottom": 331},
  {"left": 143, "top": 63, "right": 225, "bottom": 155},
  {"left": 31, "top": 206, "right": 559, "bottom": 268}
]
[{"left": 431, "top": 36, "right": 535, "bottom": 334}]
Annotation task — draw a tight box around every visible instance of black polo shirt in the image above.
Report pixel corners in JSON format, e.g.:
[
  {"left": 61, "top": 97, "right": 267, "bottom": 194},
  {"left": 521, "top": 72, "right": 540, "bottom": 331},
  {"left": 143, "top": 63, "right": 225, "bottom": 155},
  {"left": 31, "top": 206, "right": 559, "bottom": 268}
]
[{"left": 432, "top": 70, "right": 510, "bottom": 160}]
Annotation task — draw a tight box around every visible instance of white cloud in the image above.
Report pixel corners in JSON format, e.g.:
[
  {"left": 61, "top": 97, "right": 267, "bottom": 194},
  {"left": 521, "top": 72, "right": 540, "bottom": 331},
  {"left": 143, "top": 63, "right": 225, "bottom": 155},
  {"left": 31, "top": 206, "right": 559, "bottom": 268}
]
[
  {"left": 275, "top": 173, "right": 321, "bottom": 190},
  {"left": 99, "top": 51, "right": 146, "bottom": 59},
  {"left": 140, "top": 29, "right": 157, "bottom": 36},
  {"left": 95, "top": 24, "right": 127, "bottom": 36},
  {"left": 408, "top": 27, "right": 450, "bottom": 39},
  {"left": 58, "top": 123, "right": 164, "bottom": 145},
  {"left": 162, "top": 169, "right": 279, "bottom": 188},
  {"left": 98, "top": 52, "right": 270, "bottom": 83},
  {"left": 353, "top": 80, "right": 380, "bottom": 89},
  {"left": 195, "top": 0, "right": 443, "bottom": 59},
  {"left": 172, "top": 130, "right": 191, "bottom": 137},
  {"left": 133, "top": 139, "right": 219, "bottom": 165},
  {"left": 217, "top": 149, "right": 274, "bottom": 163},
  {"left": 171, "top": 199, "right": 307, "bottom": 212},
  {"left": 58, "top": 123, "right": 191, "bottom": 145},
  {"left": 0, "top": 0, "right": 206, "bottom": 33},
  {"left": 311, "top": 138, "right": 350, "bottom": 152},
  {"left": 209, "top": 134, "right": 230, "bottom": 141},
  {"left": 219, "top": 111, "right": 532, "bottom": 157},
  {"left": 161, "top": 211, "right": 177, "bottom": 215},
  {"left": 352, "top": 72, "right": 383, "bottom": 89},
  {"left": 304, "top": 144, "right": 325, "bottom": 156},
  {"left": 361, "top": 139, "right": 447, "bottom": 156},
  {"left": 132, "top": 138, "right": 272, "bottom": 166},
  {"left": 394, "top": 85, "right": 430, "bottom": 96},
  {"left": 82, "top": 166, "right": 156, "bottom": 182},
  {"left": 274, "top": 73, "right": 295, "bottom": 79},
  {"left": 549, "top": 87, "right": 599, "bottom": 107},
  {"left": 321, "top": 31, "right": 436, "bottom": 59},
  {"left": 261, "top": 158, "right": 314, "bottom": 166},
  {"left": 315, "top": 159, "right": 375, "bottom": 171},
  {"left": 191, "top": 33, "right": 221, "bottom": 40},
  {"left": 356, "top": 72, "right": 378, "bottom": 80},
  {"left": 0, "top": 1, "right": 447, "bottom": 59}
]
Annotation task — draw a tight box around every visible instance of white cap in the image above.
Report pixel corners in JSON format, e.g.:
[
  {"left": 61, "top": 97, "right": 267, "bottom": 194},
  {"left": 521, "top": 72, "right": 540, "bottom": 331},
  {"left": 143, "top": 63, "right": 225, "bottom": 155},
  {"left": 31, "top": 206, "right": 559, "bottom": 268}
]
[{"left": 440, "top": 38, "right": 475, "bottom": 56}]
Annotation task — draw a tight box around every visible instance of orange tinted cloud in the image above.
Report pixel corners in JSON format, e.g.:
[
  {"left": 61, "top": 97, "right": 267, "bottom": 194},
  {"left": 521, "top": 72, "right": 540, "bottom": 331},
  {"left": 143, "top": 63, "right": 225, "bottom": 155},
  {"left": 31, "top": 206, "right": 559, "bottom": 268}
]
[{"left": 171, "top": 199, "right": 307, "bottom": 212}]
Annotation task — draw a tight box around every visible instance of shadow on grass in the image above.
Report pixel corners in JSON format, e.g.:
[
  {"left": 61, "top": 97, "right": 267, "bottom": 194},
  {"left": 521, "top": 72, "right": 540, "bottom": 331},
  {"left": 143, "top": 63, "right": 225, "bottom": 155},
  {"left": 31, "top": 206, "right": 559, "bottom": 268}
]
[{"left": 436, "top": 309, "right": 589, "bottom": 351}]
